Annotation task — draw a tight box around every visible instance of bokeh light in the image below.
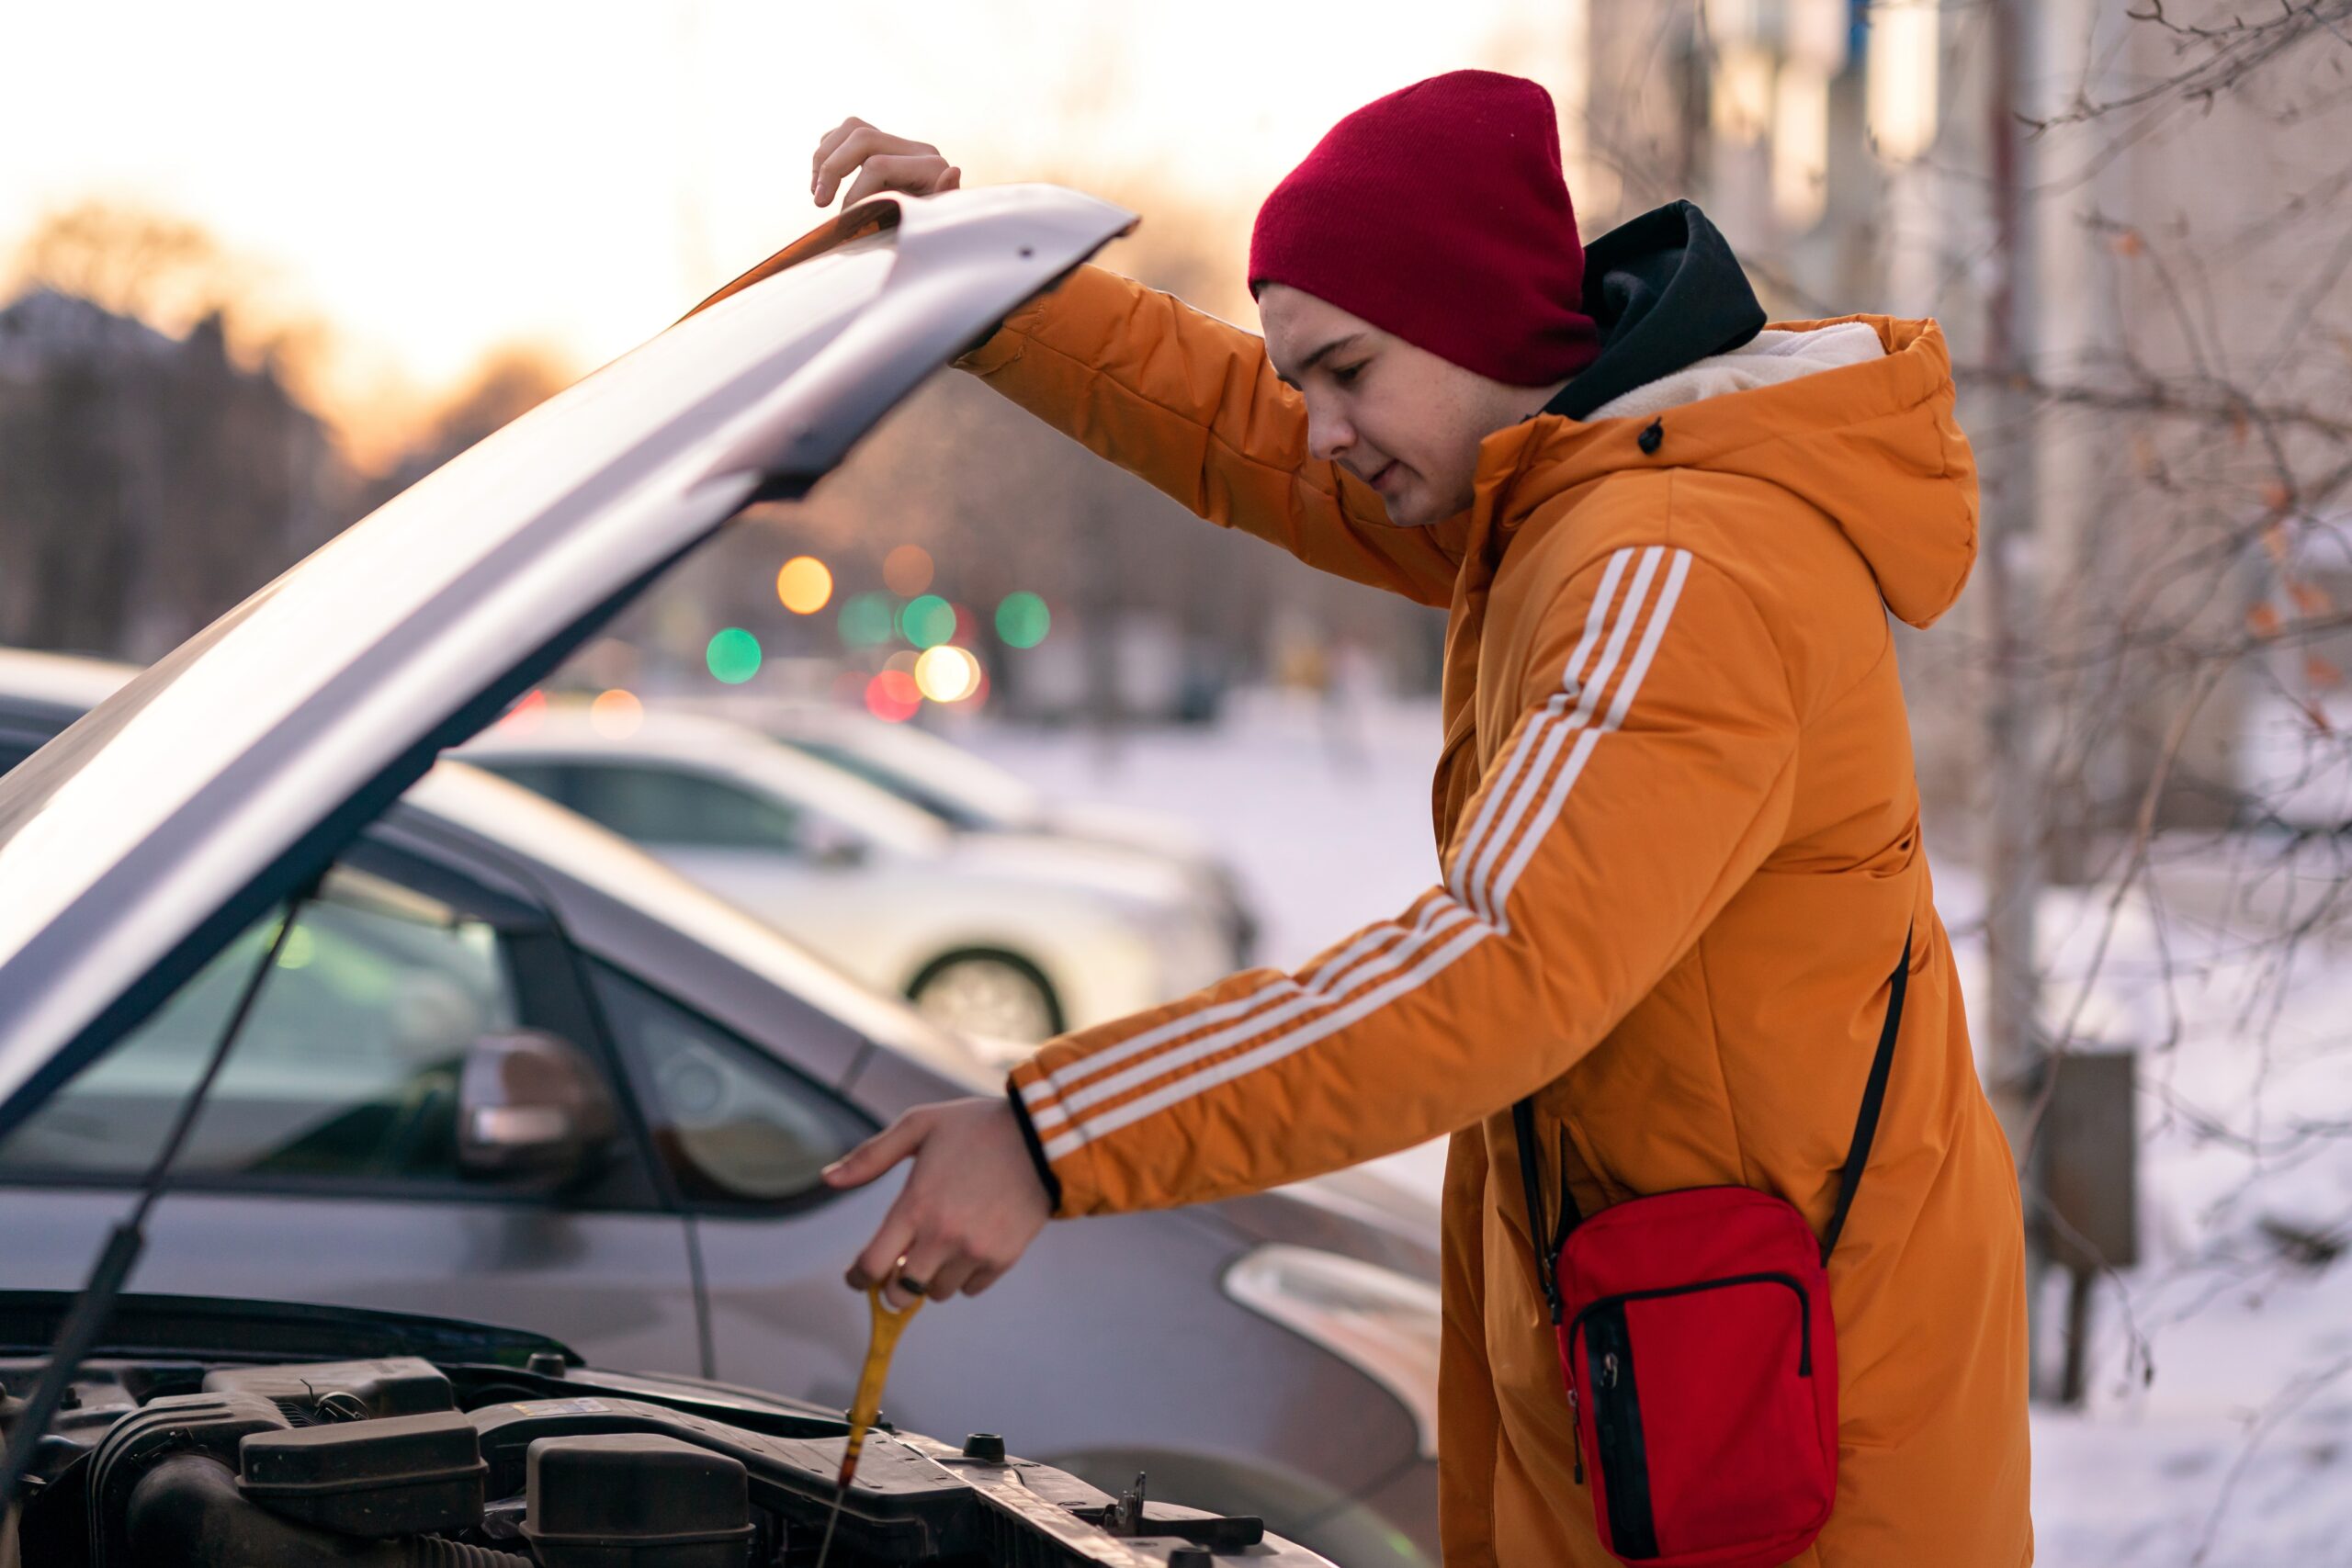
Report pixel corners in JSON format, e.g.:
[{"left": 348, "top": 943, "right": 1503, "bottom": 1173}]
[
  {"left": 914, "top": 645, "right": 981, "bottom": 703},
  {"left": 590, "top": 688, "right": 643, "bottom": 739},
  {"left": 865, "top": 670, "right": 921, "bottom": 723},
  {"left": 899, "top": 593, "right": 956, "bottom": 649},
  {"left": 498, "top": 688, "right": 548, "bottom": 734},
  {"left": 776, "top": 556, "right": 833, "bottom": 615},
  {"left": 997, "top": 591, "right": 1051, "bottom": 649},
  {"left": 839, "top": 592, "right": 897, "bottom": 649},
  {"left": 882, "top": 544, "right": 934, "bottom": 597},
  {"left": 705, "top": 626, "right": 763, "bottom": 684}
]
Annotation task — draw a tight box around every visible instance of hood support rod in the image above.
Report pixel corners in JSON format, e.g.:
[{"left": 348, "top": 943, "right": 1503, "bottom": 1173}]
[{"left": 0, "top": 869, "right": 324, "bottom": 1514}]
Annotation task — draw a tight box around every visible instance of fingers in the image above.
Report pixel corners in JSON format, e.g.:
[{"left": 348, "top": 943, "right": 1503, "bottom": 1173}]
[
  {"left": 848, "top": 1195, "right": 918, "bottom": 1294},
  {"left": 924, "top": 1255, "right": 983, "bottom": 1302},
  {"left": 812, "top": 124, "right": 945, "bottom": 207},
  {"left": 823, "top": 1111, "right": 927, "bottom": 1191},
  {"left": 888, "top": 1228, "right": 960, "bottom": 1310},
  {"left": 842, "top": 152, "right": 953, "bottom": 209},
  {"left": 810, "top": 115, "right": 868, "bottom": 194}
]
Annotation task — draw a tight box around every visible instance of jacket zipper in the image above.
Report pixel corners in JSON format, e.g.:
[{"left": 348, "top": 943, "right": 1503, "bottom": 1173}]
[{"left": 1566, "top": 1270, "right": 1815, "bottom": 1376}]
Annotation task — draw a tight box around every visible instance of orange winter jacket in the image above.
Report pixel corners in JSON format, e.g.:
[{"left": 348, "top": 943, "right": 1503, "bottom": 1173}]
[{"left": 965, "top": 262, "right": 2032, "bottom": 1567}]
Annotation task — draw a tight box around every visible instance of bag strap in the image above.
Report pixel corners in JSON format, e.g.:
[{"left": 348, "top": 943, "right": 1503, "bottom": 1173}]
[
  {"left": 1510, "top": 925, "right": 1914, "bottom": 1318},
  {"left": 1815, "top": 926, "right": 1913, "bottom": 1263},
  {"left": 1511, "top": 1099, "right": 1569, "bottom": 1323}
]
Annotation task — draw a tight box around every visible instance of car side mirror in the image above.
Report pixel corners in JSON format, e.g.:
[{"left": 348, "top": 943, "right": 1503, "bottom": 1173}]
[
  {"left": 804, "top": 819, "right": 868, "bottom": 870},
  {"left": 458, "top": 1030, "right": 617, "bottom": 1181}
]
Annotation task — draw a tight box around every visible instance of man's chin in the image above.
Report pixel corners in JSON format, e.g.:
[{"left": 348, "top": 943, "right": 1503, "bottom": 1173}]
[{"left": 1381, "top": 492, "right": 1443, "bottom": 529}]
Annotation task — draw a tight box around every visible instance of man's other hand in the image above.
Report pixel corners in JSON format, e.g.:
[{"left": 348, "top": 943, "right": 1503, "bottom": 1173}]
[
  {"left": 811, "top": 118, "right": 963, "bottom": 209},
  {"left": 822, "top": 1096, "right": 1051, "bottom": 1308}
]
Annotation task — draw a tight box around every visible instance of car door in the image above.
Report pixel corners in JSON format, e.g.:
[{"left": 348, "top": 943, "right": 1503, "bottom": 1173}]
[
  {"left": 579, "top": 957, "right": 887, "bottom": 1412},
  {"left": 0, "top": 835, "right": 705, "bottom": 1376}
]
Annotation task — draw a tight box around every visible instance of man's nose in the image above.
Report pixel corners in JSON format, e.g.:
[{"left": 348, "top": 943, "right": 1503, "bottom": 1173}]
[{"left": 1306, "top": 408, "right": 1354, "bottom": 464}]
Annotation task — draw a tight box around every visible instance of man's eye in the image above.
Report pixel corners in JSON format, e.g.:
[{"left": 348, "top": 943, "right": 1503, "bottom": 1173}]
[{"left": 1331, "top": 361, "right": 1366, "bottom": 385}]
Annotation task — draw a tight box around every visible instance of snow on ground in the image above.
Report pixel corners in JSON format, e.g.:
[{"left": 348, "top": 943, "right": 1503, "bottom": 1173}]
[{"left": 963, "top": 693, "right": 2352, "bottom": 1566}]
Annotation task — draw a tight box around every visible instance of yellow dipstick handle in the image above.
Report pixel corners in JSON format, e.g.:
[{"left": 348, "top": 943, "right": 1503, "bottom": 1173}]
[
  {"left": 837, "top": 1287, "right": 922, "bottom": 1490},
  {"left": 813, "top": 1286, "right": 924, "bottom": 1568}
]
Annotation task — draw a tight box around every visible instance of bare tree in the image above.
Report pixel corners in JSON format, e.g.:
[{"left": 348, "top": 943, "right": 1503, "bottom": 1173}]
[{"left": 0, "top": 204, "right": 346, "bottom": 660}]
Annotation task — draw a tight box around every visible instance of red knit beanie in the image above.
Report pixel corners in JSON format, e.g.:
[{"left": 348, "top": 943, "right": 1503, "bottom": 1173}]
[{"left": 1250, "top": 70, "right": 1600, "bottom": 387}]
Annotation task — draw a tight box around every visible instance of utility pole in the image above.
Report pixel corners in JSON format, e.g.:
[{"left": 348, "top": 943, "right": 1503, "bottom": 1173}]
[{"left": 1979, "top": 0, "right": 2051, "bottom": 1394}]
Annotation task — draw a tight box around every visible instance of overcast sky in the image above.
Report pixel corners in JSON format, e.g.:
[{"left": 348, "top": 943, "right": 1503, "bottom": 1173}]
[{"left": 3, "top": 1, "right": 1572, "bottom": 425}]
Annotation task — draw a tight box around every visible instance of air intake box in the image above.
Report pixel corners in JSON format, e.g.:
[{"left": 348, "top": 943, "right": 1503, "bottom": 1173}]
[
  {"left": 203, "top": 1357, "right": 455, "bottom": 1421},
  {"left": 237, "top": 1408, "right": 486, "bottom": 1537},
  {"left": 523, "top": 1433, "right": 754, "bottom": 1567}
]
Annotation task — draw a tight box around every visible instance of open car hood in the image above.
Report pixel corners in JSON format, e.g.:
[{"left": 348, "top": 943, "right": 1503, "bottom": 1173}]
[{"left": 0, "top": 187, "right": 1131, "bottom": 1135}]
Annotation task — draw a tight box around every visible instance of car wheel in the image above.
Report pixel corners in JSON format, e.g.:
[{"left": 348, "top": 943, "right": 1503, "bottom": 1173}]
[{"left": 909, "top": 951, "right": 1063, "bottom": 1043}]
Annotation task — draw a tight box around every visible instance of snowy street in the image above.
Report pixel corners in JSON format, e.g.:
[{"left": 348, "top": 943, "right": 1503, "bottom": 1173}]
[{"left": 970, "top": 694, "right": 2352, "bottom": 1567}]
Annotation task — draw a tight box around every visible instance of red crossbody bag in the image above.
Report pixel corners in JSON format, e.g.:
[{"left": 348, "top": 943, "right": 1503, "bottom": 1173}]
[{"left": 1514, "top": 931, "right": 1910, "bottom": 1568}]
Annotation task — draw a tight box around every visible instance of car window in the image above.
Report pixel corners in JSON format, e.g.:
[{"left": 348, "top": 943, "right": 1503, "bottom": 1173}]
[
  {"left": 782, "top": 739, "right": 979, "bottom": 829},
  {"left": 593, "top": 964, "right": 870, "bottom": 1205},
  {"left": 556, "top": 763, "right": 806, "bottom": 854},
  {"left": 472, "top": 760, "right": 576, "bottom": 804},
  {"left": 0, "top": 863, "right": 527, "bottom": 1184}
]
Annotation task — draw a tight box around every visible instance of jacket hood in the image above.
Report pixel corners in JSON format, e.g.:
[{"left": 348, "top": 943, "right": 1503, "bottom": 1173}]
[
  {"left": 1487, "top": 312, "right": 1980, "bottom": 628},
  {"left": 1544, "top": 200, "right": 1767, "bottom": 421}
]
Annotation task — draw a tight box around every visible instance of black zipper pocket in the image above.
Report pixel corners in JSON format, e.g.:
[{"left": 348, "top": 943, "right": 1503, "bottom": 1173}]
[
  {"left": 1580, "top": 1302, "right": 1658, "bottom": 1559},
  {"left": 1567, "top": 1270, "right": 1814, "bottom": 1376}
]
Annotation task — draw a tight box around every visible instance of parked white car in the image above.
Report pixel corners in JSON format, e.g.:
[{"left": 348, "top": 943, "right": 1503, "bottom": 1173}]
[
  {"left": 459, "top": 706, "right": 1233, "bottom": 1057},
  {"left": 698, "top": 699, "right": 1261, "bottom": 963}
]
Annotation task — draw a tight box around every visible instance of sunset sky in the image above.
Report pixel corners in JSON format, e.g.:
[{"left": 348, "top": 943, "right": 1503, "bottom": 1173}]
[{"left": 2, "top": 1, "right": 1576, "bottom": 446}]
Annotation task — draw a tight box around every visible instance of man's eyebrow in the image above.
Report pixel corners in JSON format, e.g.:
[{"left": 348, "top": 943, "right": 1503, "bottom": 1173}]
[{"left": 1273, "top": 333, "right": 1365, "bottom": 389}]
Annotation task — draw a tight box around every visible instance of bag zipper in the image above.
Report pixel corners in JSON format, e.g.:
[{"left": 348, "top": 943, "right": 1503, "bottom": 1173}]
[
  {"left": 1582, "top": 1305, "right": 1658, "bottom": 1558},
  {"left": 1568, "top": 1271, "right": 1815, "bottom": 1376}
]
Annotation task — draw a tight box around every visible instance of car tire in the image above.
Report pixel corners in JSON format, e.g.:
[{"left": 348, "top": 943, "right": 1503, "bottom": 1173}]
[{"left": 908, "top": 949, "right": 1064, "bottom": 1044}]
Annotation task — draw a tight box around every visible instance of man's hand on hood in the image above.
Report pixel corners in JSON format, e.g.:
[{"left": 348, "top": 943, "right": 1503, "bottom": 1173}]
[{"left": 812, "top": 118, "right": 962, "bottom": 209}]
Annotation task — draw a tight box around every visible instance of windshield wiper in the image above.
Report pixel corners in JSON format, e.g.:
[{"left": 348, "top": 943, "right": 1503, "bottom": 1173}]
[{"left": 0, "top": 875, "right": 319, "bottom": 1513}]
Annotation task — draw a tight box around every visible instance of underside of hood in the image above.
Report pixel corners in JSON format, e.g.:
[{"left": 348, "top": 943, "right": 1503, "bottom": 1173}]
[{"left": 0, "top": 186, "right": 1136, "bottom": 1134}]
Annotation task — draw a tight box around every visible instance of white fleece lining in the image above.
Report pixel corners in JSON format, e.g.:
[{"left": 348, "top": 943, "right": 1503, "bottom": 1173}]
[{"left": 1584, "top": 321, "right": 1887, "bottom": 424}]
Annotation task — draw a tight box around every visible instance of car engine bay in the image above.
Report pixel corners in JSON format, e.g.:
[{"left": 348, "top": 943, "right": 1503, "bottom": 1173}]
[{"left": 3, "top": 1341, "right": 1295, "bottom": 1567}]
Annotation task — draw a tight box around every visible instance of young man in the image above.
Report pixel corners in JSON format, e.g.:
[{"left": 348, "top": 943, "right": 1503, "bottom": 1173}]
[{"left": 808, "top": 71, "right": 2031, "bottom": 1566}]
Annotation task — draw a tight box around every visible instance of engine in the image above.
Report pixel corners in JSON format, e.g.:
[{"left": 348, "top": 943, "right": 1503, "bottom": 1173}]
[{"left": 3, "top": 1352, "right": 1272, "bottom": 1567}]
